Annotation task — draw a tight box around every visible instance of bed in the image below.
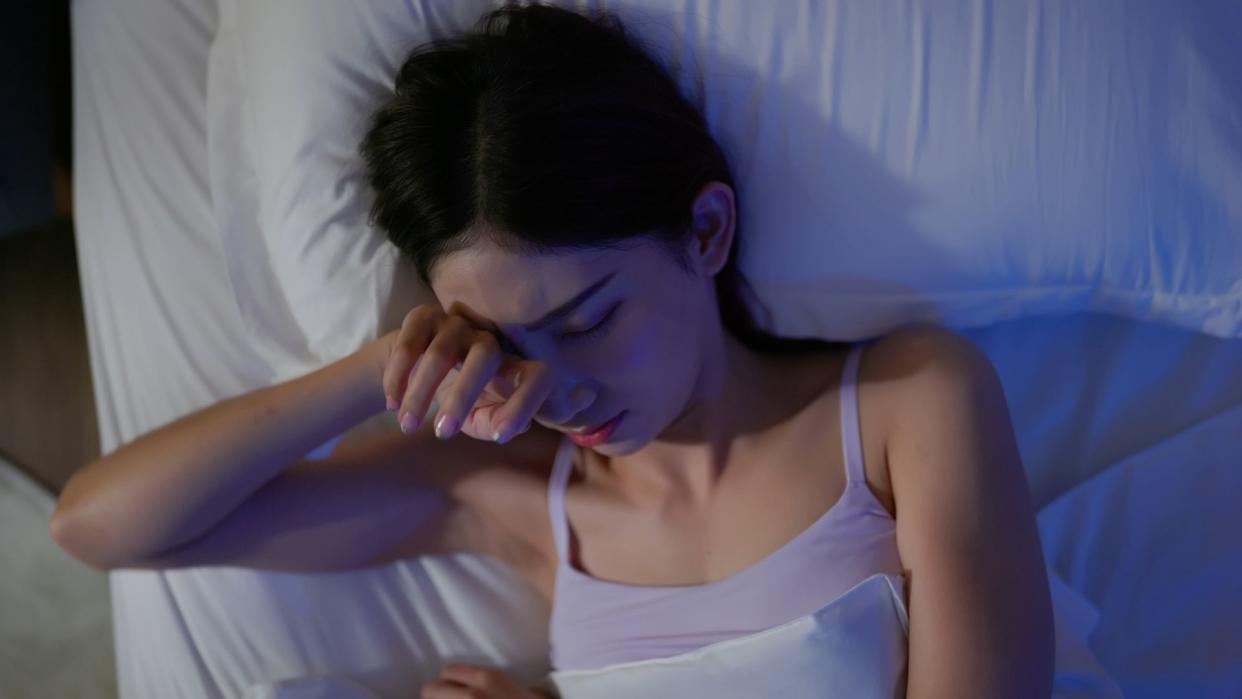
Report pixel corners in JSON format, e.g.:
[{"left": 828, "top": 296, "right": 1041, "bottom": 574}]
[{"left": 70, "top": 0, "right": 1241, "bottom": 697}]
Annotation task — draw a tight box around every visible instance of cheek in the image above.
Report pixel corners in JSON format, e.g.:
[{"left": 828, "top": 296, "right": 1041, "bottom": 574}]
[
  {"left": 568, "top": 301, "right": 696, "bottom": 389},
  {"left": 619, "top": 307, "right": 692, "bottom": 379},
  {"left": 568, "top": 308, "right": 655, "bottom": 379}
]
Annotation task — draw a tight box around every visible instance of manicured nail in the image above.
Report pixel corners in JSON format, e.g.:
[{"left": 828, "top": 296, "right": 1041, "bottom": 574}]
[
  {"left": 386, "top": 394, "right": 398, "bottom": 411},
  {"left": 496, "top": 421, "right": 522, "bottom": 443},
  {"left": 435, "top": 414, "right": 457, "bottom": 439},
  {"left": 400, "top": 412, "right": 419, "bottom": 433}
]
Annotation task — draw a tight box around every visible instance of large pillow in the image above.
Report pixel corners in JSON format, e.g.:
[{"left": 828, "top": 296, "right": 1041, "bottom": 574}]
[
  {"left": 206, "top": 0, "right": 452, "bottom": 384},
  {"left": 206, "top": 0, "right": 1242, "bottom": 387}
]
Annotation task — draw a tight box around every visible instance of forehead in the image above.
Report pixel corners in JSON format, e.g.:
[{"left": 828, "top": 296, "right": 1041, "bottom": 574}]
[{"left": 431, "top": 239, "right": 636, "bottom": 324}]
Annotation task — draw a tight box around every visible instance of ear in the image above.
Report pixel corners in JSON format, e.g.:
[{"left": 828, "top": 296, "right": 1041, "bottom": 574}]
[{"left": 685, "top": 181, "right": 737, "bottom": 278}]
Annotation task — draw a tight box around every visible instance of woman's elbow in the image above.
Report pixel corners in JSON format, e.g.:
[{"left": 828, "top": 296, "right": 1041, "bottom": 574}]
[{"left": 49, "top": 509, "right": 117, "bottom": 572}]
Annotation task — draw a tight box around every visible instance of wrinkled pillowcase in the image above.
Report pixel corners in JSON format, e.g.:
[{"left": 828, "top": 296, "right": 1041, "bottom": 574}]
[{"left": 207, "top": 0, "right": 1242, "bottom": 370}]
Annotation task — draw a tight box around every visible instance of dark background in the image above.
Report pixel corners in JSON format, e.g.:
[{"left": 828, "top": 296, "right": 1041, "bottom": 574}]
[{"left": 0, "top": 1, "right": 99, "bottom": 495}]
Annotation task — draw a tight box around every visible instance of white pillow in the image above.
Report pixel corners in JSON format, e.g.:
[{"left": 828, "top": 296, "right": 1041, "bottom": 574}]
[
  {"left": 206, "top": 0, "right": 1242, "bottom": 365},
  {"left": 206, "top": 0, "right": 457, "bottom": 383}
]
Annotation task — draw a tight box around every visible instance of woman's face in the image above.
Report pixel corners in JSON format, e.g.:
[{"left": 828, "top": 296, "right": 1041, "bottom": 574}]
[{"left": 429, "top": 235, "right": 713, "bottom": 455}]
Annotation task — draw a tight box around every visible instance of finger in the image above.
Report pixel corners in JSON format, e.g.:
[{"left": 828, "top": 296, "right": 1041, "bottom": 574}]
[
  {"left": 398, "top": 314, "right": 473, "bottom": 433},
  {"left": 490, "top": 362, "right": 556, "bottom": 444},
  {"left": 534, "top": 380, "right": 599, "bottom": 426},
  {"left": 382, "top": 306, "right": 439, "bottom": 411},
  {"left": 432, "top": 330, "right": 504, "bottom": 440},
  {"left": 486, "top": 354, "right": 525, "bottom": 400},
  {"left": 419, "top": 680, "right": 480, "bottom": 699}
]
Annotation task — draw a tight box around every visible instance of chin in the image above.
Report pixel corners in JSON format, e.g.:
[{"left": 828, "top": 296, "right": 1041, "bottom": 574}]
[{"left": 607, "top": 441, "right": 641, "bottom": 455}]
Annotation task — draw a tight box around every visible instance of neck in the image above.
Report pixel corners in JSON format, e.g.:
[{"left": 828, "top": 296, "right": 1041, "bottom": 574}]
[{"left": 593, "top": 324, "right": 786, "bottom": 507}]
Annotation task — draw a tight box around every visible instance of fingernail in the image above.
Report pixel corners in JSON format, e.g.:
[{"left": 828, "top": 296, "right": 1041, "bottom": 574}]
[
  {"left": 400, "top": 412, "right": 419, "bottom": 433},
  {"left": 492, "top": 424, "right": 509, "bottom": 443},
  {"left": 386, "top": 395, "right": 398, "bottom": 411},
  {"left": 435, "top": 414, "right": 457, "bottom": 439}
]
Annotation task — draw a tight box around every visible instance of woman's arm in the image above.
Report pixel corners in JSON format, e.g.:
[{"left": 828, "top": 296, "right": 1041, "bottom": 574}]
[
  {"left": 49, "top": 344, "right": 389, "bottom": 570},
  {"left": 876, "top": 326, "right": 1055, "bottom": 699}
]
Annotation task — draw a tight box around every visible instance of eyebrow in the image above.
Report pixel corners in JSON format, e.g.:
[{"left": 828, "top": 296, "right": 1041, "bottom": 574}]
[{"left": 489, "top": 270, "right": 619, "bottom": 342}]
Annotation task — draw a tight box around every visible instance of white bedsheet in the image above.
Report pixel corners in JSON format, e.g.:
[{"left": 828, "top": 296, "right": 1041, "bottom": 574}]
[
  {"left": 1036, "top": 398, "right": 1242, "bottom": 699},
  {"left": 958, "top": 311, "right": 1242, "bottom": 511},
  {"left": 70, "top": 0, "right": 1242, "bottom": 697},
  {"left": 72, "top": 1, "right": 551, "bottom": 697}
]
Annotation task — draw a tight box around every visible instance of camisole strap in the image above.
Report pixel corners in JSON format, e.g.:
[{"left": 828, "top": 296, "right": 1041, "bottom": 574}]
[
  {"left": 839, "top": 342, "right": 869, "bottom": 490},
  {"left": 551, "top": 344, "right": 872, "bottom": 564},
  {"left": 547, "top": 435, "right": 577, "bottom": 564}
]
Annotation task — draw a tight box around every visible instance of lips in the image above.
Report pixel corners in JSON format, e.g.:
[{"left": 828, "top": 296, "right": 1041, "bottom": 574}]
[
  {"left": 572, "top": 412, "right": 620, "bottom": 435},
  {"left": 567, "top": 410, "right": 625, "bottom": 448}
]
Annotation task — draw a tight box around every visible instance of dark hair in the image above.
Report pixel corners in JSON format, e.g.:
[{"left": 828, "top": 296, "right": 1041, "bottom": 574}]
[{"left": 360, "top": 1, "right": 845, "bottom": 356}]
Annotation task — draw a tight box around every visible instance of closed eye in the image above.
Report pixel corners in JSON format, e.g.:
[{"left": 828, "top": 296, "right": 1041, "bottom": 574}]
[{"left": 559, "top": 304, "right": 621, "bottom": 343}]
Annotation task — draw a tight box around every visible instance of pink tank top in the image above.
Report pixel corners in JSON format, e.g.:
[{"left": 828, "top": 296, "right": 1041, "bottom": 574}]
[{"left": 546, "top": 342, "right": 904, "bottom": 671}]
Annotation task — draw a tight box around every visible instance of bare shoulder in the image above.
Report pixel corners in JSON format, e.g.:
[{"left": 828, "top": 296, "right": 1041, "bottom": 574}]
[
  {"left": 861, "top": 323, "right": 1012, "bottom": 499},
  {"left": 863, "top": 323, "right": 992, "bottom": 381}
]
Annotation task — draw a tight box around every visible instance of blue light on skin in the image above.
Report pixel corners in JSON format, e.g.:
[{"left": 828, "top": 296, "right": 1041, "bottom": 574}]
[{"left": 428, "top": 182, "right": 823, "bottom": 500}]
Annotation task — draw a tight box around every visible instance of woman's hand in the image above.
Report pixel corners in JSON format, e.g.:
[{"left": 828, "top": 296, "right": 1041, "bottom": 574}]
[
  {"left": 420, "top": 664, "right": 556, "bottom": 698},
  {"left": 366, "top": 304, "right": 598, "bottom": 444}
]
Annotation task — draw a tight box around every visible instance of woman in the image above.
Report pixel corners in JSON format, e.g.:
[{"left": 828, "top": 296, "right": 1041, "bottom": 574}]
[{"left": 51, "top": 3, "right": 1054, "bottom": 697}]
